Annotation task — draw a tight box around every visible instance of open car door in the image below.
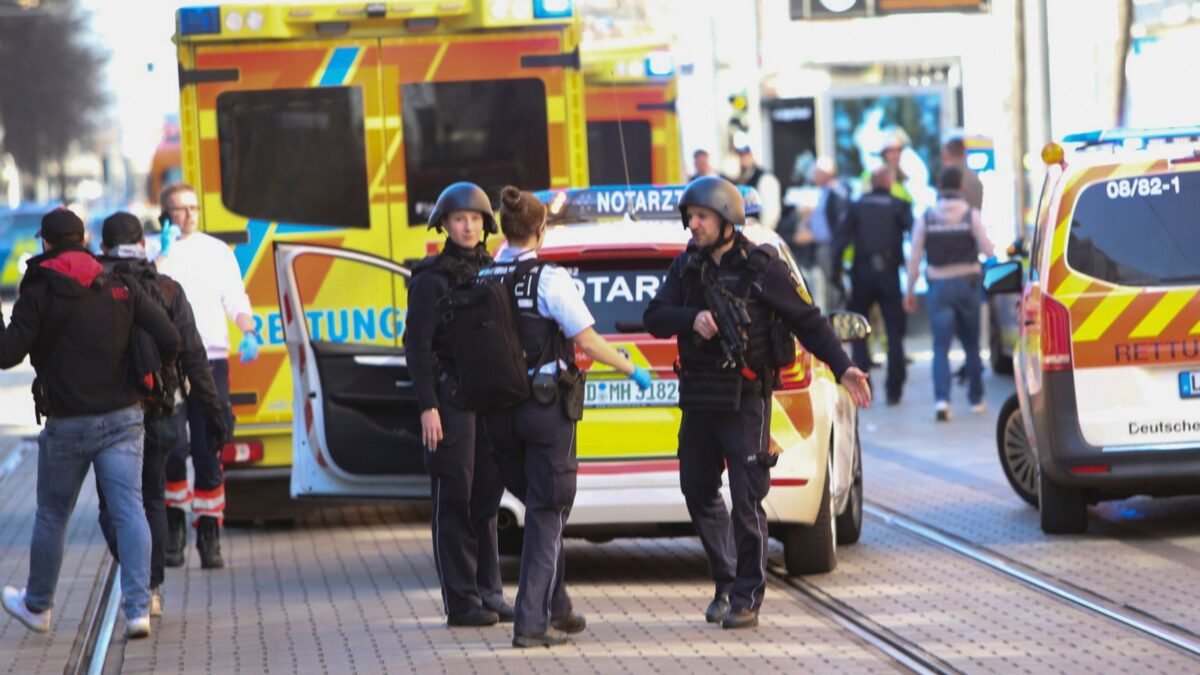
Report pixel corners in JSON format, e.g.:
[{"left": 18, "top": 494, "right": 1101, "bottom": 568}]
[{"left": 274, "top": 242, "right": 426, "bottom": 499}]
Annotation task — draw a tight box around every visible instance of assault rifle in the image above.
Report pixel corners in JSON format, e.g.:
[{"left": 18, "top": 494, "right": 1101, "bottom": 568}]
[{"left": 702, "top": 282, "right": 752, "bottom": 369}]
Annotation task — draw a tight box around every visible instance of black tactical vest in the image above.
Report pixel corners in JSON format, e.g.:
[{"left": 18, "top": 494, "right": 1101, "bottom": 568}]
[
  {"left": 412, "top": 246, "right": 490, "bottom": 370},
  {"left": 477, "top": 258, "right": 575, "bottom": 372},
  {"left": 676, "top": 243, "right": 775, "bottom": 375},
  {"left": 924, "top": 199, "right": 979, "bottom": 267}
]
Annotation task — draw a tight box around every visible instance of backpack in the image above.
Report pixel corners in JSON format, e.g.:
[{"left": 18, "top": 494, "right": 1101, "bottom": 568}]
[
  {"left": 114, "top": 269, "right": 182, "bottom": 420},
  {"left": 437, "top": 259, "right": 541, "bottom": 412}
]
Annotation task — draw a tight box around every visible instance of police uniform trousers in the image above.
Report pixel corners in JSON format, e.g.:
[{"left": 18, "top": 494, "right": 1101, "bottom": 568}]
[
  {"left": 678, "top": 384, "right": 772, "bottom": 612},
  {"left": 165, "top": 359, "right": 233, "bottom": 521},
  {"left": 96, "top": 404, "right": 187, "bottom": 590},
  {"left": 848, "top": 265, "right": 907, "bottom": 401},
  {"left": 484, "top": 395, "right": 577, "bottom": 636},
  {"left": 424, "top": 374, "right": 506, "bottom": 616}
]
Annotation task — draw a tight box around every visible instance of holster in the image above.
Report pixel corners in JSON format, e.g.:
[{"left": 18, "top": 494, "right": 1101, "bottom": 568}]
[
  {"left": 558, "top": 367, "right": 585, "bottom": 422},
  {"left": 678, "top": 369, "right": 743, "bottom": 411}
]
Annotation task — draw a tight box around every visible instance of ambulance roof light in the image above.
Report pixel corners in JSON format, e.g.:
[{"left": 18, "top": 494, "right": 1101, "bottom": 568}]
[
  {"left": 534, "top": 0, "right": 573, "bottom": 19},
  {"left": 1062, "top": 125, "right": 1200, "bottom": 146},
  {"left": 535, "top": 185, "right": 761, "bottom": 224},
  {"left": 178, "top": 6, "right": 221, "bottom": 36},
  {"left": 645, "top": 51, "right": 674, "bottom": 77}
]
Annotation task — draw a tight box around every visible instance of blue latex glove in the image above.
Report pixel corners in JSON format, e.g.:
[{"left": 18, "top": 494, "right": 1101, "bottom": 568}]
[
  {"left": 631, "top": 365, "right": 652, "bottom": 392},
  {"left": 160, "top": 222, "right": 180, "bottom": 257},
  {"left": 238, "top": 332, "right": 260, "bottom": 363}
]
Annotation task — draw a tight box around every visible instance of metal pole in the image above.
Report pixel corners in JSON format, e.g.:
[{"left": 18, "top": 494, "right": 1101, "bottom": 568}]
[{"left": 1012, "top": 0, "right": 1029, "bottom": 237}]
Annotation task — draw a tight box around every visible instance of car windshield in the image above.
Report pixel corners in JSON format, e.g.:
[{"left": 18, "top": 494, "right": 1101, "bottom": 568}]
[
  {"left": 1066, "top": 170, "right": 1200, "bottom": 286},
  {"left": 562, "top": 258, "right": 672, "bottom": 334}
]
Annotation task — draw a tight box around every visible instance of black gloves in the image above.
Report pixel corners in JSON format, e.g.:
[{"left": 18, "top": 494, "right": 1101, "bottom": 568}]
[{"left": 205, "top": 408, "right": 231, "bottom": 455}]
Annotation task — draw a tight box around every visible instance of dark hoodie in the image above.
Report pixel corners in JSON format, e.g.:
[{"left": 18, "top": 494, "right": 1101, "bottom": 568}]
[
  {"left": 0, "top": 246, "right": 180, "bottom": 418},
  {"left": 404, "top": 241, "right": 493, "bottom": 411},
  {"left": 97, "top": 254, "right": 223, "bottom": 424}
]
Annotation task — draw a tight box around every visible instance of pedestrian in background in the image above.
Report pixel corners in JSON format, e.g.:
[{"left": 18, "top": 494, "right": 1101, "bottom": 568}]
[
  {"left": 905, "top": 167, "right": 995, "bottom": 421},
  {"left": 690, "top": 149, "right": 717, "bottom": 181},
  {"left": 405, "top": 183, "right": 513, "bottom": 628},
  {"left": 803, "top": 156, "right": 848, "bottom": 310},
  {"left": 644, "top": 177, "right": 870, "bottom": 631},
  {"left": 94, "top": 212, "right": 226, "bottom": 619},
  {"left": 834, "top": 167, "right": 913, "bottom": 406},
  {"left": 0, "top": 208, "right": 179, "bottom": 640},
  {"left": 482, "top": 186, "right": 651, "bottom": 648},
  {"left": 731, "top": 137, "right": 781, "bottom": 231},
  {"left": 157, "top": 182, "right": 258, "bottom": 570},
  {"left": 941, "top": 137, "right": 984, "bottom": 211}
]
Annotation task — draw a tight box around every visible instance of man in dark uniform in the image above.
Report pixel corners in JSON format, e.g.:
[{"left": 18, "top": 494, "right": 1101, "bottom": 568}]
[
  {"left": 644, "top": 177, "right": 871, "bottom": 629},
  {"left": 405, "top": 183, "right": 512, "bottom": 627},
  {"left": 93, "top": 212, "right": 227, "bottom": 618},
  {"left": 833, "top": 166, "right": 913, "bottom": 405}
]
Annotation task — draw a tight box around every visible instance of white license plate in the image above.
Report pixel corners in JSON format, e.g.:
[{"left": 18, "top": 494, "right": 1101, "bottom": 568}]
[
  {"left": 585, "top": 378, "right": 679, "bottom": 408},
  {"left": 1180, "top": 371, "right": 1200, "bottom": 398}
]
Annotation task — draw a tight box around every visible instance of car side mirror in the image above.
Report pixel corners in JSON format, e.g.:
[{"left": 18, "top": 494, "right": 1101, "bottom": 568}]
[
  {"left": 828, "top": 310, "right": 871, "bottom": 342},
  {"left": 983, "top": 260, "right": 1023, "bottom": 295}
]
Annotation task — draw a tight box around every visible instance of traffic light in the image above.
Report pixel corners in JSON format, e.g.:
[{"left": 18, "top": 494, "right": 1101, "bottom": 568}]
[{"left": 728, "top": 91, "right": 748, "bottom": 133}]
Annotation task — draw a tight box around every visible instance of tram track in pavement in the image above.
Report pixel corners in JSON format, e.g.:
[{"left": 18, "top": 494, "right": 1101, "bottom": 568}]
[{"left": 860, "top": 500, "right": 1200, "bottom": 661}]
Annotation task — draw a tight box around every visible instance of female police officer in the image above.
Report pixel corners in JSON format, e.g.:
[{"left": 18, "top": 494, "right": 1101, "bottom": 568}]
[
  {"left": 483, "top": 186, "right": 652, "bottom": 648},
  {"left": 405, "top": 182, "right": 512, "bottom": 627},
  {"left": 644, "top": 176, "right": 871, "bottom": 630}
]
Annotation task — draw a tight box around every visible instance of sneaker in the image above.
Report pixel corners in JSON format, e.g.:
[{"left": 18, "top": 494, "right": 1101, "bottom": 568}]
[
  {"left": 935, "top": 401, "right": 952, "bottom": 422},
  {"left": 704, "top": 592, "right": 731, "bottom": 624},
  {"left": 485, "top": 601, "right": 515, "bottom": 623},
  {"left": 125, "top": 615, "right": 152, "bottom": 639},
  {"left": 150, "top": 587, "right": 163, "bottom": 618},
  {"left": 512, "top": 629, "right": 569, "bottom": 648},
  {"left": 970, "top": 401, "right": 988, "bottom": 415},
  {"left": 721, "top": 607, "right": 759, "bottom": 629},
  {"left": 1, "top": 586, "right": 50, "bottom": 633},
  {"left": 550, "top": 613, "right": 587, "bottom": 634},
  {"left": 447, "top": 606, "right": 499, "bottom": 627}
]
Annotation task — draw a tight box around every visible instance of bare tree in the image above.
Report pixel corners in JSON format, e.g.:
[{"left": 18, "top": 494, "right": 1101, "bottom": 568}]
[{"left": 0, "top": 0, "right": 109, "bottom": 200}]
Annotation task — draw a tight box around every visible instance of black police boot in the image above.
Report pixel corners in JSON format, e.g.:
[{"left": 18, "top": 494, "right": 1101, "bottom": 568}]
[
  {"left": 165, "top": 507, "right": 187, "bottom": 568},
  {"left": 485, "top": 601, "right": 516, "bottom": 623},
  {"left": 705, "top": 593, "right": 731, "bottom": 624},
  {"left": 196, "top": 516, "right": 224, "bottom": 569},
  {"left": 512, "top": 629, "right": 570, "bottom": 648},
  {"left": 550, "top": 613, "right": 587, "bottom": 634},
  {"left": 721, "top": 607, "right": 759, "bottom": 630},
  {"left": 447, "top": 607, "right": 499, "bottom": 627}
]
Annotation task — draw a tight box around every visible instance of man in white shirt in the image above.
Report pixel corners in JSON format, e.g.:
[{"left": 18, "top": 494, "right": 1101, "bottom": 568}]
[{"left": 156, "top": 182, "right": 259, "bottom": 570}]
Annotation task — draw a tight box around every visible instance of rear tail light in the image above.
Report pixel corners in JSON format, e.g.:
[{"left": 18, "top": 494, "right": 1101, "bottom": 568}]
[
  {"left": 220, "top": 441, "right": 264, "bottom": 465},
  {"left": 1041, "top": 295, "right": 1073, "bottom": 371}
]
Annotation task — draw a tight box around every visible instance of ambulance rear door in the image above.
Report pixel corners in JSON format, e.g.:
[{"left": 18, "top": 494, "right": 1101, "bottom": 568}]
[{"left": 180, "top": 35, "right": 396, "bottom": 453}]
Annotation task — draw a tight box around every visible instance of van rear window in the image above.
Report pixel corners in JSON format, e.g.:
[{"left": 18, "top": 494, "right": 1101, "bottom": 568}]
[
  {"left": 216, "top": 87, "right": 370, "bottom": 228},
  {"left": 587, "top": 121, "right": 652, "bottom": 185},
  {"left": 1067, "top": 171, "right": 1200, "bottom": 286},
  {"left": 564, "top": 259, "right": 671, "bottom": 334}
]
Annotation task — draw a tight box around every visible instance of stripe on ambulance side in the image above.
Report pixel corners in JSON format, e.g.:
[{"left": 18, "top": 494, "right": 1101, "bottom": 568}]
[
  {"left": 1072, "top": 291, "right": 1136, "bottom": 342},
  {"left": 318, "top": 46, "right": 361, "bottom": 87},
  {"left": 1130, "top": 290, "right": 1197, "bottom": 339}
]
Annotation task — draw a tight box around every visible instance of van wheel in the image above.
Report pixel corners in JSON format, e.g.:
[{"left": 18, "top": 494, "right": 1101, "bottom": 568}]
[
  {"left": 835, "top": 428, "right": 863, "bottom": 545},
  {"left": 1038, "top": 472, "right": 1088, "bottom": 534},
  {"left": 783, "top": 454, "right": 837, "bottom": 575},
  {"left": 997, "top": 395, "right": 1038, "bottom": 507}
]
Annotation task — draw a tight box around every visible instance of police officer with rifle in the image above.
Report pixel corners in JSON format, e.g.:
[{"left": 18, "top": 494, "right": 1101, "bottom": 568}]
[
  {"left": 405, "top": 182, "right": 513, "bottom": 627},
  {"left": 644, "top": 177, "right": 871, "bottom": 629}
]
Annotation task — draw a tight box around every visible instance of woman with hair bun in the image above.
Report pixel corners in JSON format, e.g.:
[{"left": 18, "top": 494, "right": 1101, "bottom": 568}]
[{"left": 484, "top": 185, "right": 651, "bottom": 649}]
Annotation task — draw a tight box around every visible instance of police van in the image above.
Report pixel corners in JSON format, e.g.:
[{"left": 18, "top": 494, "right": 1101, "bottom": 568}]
[
  {"left": 987, "top": 127, "right": 1200, "bottom": 533},
  {"left": 274, "top": 184, "right": 869, "bottom": 575}
]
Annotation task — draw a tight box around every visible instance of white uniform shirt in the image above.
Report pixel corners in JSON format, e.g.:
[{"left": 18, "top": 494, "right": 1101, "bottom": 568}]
[
  {"left": 493, "top": 245, "right": 595, "bottom": 373},
  {"left": 158, "top": 231, "right": 253, "bottom": 360}
]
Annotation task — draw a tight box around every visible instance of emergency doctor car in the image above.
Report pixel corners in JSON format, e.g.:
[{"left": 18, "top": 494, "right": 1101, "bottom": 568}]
[
  {"left": 988, "top": 127, "right": 1200, "bottom": 534},
  {"left": 274, "top": 184, "right": 870, "bottom": 575}
]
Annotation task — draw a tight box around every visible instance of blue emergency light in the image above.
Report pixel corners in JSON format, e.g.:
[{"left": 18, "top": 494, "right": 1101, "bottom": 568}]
[
  {"left": 537, "top": 184, "right": 761, "bottom": 224},
  {"left": 178, "top": 6, "right": 221, "bottom": 35},
  {"left": 1062, "top": 125, "right": 1200, "bottom": 145},
  {"left": 533, "top": 0, "right": 573, "bottom": 19},
  {"left": 644, "top": 52, "right": 675, "bottom": 78}
]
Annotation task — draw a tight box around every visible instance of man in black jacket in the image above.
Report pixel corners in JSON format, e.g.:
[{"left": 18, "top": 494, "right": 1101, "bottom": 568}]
[
  {"left": 94, "top": 212, "right": 227, "bottom": 618},
  {"left": 0, "top": 208, "right": 180, "bottom": 640}
]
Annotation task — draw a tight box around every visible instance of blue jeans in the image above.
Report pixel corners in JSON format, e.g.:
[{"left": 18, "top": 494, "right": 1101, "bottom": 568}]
[
  {"left": 25, "top": 405, "right": 150, "bottom": 620},
  {"left": 927, "top": 275, "right": 984, "bottom": 405}
]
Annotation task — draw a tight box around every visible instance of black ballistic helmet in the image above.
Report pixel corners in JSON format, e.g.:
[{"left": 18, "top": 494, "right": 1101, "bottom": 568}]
[
  {"left": 427, "top": 182, "right": 498, "bottom": 234},
  {"left": 678, "top": 176, "right": 745, "bottom": 229}
]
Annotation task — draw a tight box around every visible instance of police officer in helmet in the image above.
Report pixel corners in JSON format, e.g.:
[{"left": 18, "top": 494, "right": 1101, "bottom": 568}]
[
  {"left": 644, "top": 177, "right": 871, "bottom": 629},
  {"left": 405, "top": 182, "right": 513, "bottom": 627}
]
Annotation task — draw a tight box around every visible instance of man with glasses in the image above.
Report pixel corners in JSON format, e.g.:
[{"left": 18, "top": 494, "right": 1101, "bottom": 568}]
[{"left": 156, "top": 183, "right": 259, "bottom": 569}]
